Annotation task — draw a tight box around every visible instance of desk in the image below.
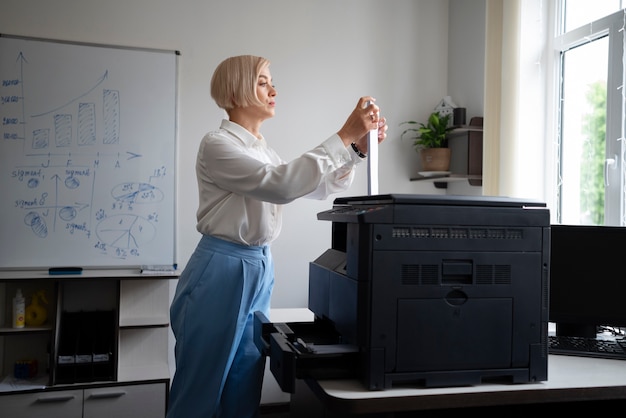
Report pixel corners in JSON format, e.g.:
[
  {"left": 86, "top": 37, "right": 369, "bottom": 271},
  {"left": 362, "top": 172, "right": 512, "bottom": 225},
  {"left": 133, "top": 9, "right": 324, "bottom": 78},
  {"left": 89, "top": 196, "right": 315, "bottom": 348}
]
[{"left": 290, "top": 355, "right": 626, "bottom": 417}]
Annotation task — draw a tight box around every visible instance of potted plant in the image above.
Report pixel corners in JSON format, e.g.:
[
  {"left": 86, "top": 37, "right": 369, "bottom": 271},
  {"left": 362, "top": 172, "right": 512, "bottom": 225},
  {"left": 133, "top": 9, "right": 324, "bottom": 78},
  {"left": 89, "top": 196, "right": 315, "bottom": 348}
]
[{"left": 401, "top": 111, "right": 455, "bottom": 172}]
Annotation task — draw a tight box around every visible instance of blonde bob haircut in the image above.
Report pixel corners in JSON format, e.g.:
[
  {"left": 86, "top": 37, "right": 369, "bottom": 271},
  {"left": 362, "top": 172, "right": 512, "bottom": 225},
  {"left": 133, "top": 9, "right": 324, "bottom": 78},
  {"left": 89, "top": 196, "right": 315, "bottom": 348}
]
[{"left": 210, "top": 55, "right": 270, "bottom": 112}]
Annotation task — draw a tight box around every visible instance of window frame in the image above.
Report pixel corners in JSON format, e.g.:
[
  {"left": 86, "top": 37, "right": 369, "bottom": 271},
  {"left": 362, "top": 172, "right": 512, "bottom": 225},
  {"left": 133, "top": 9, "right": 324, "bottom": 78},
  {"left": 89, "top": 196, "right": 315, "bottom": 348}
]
[{"left": 552, "top": 7, "right": 625, "bottom": 225}]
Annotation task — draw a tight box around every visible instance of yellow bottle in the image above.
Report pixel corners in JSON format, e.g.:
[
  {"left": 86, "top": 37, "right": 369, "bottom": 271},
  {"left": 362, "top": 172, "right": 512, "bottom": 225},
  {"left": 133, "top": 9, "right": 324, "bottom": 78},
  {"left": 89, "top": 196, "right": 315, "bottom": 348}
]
[{"left": 25, "top": 290, "right": 48, "bottom": 327}]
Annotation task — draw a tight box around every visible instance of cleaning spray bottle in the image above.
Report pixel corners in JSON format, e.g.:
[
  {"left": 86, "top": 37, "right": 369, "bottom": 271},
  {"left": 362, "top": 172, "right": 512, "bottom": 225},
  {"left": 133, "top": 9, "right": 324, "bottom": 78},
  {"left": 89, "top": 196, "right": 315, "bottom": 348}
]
[{"left": 12, "top": 288, "right": 25, "bottom": 329}]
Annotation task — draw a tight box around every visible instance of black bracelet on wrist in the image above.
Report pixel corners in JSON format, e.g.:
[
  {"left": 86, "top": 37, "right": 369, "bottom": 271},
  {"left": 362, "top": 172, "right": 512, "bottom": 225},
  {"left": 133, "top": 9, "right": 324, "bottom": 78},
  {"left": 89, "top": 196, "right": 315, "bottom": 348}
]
[{"left": 351, "top": 142, "right": 367, "bottom": 158}]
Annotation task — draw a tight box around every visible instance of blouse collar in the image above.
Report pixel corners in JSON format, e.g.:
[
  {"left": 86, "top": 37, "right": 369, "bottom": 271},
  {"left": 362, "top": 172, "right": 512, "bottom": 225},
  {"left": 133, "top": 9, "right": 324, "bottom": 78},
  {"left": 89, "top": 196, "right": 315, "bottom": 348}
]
[{"left": 220, "top": 119, "right": 266, "bottom": 147}]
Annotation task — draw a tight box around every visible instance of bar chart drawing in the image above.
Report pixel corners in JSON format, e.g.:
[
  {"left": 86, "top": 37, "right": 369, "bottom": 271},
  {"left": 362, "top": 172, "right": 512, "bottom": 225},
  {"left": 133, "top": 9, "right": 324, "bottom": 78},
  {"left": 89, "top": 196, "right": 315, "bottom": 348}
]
[
  {"left": 0, "top": 34, "right": 178, "bottom": 269},
  {"left": 103, "top": 89, "right": 120, "bottom": 145}
]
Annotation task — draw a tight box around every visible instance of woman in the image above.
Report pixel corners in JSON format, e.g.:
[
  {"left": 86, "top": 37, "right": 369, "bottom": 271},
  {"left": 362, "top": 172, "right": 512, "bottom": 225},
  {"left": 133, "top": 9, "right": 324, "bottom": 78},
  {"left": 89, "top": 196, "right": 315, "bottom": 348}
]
[{"left": 167, "top": 55, "right": 387, "bottom": 418}]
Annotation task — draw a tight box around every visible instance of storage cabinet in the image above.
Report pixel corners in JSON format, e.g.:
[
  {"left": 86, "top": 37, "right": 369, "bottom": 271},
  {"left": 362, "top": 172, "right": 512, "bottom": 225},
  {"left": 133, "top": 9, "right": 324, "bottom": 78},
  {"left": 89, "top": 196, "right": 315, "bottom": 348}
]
[
  {"left": 1, "top": 382, "right": 167, "bottom": 418},
  {"left": 0, "top": 270, "right": 173, "bottom": 417},
  {"left": 1, "top": 388, "right": 83, "bottom": 418},
  {"left": 84, "top": 383, "right": 167, "bottom": 418}
]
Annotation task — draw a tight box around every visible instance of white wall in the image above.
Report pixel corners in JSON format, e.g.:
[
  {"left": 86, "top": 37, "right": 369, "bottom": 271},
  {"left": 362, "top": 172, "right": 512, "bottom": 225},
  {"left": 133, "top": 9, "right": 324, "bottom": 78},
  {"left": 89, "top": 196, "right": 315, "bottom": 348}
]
[
  {"left": 2, "top": 0, "right": 487, "bottom": 405},
  {"left": 0, "top": 0, "right": 452, "bottom": 307},
  {"left": 448, "top": 0, "right": 486, "bottom": 122},
  {"left": 447, "top": 0, "right": 486, "bottom": 196}
]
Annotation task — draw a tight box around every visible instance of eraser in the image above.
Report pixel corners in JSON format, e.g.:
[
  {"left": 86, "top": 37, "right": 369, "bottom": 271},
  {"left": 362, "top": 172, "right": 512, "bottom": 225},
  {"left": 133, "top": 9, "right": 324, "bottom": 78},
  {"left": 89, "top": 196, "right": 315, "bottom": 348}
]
[{"left": 49, "top": 267, "right": 83, "bottom": 275}]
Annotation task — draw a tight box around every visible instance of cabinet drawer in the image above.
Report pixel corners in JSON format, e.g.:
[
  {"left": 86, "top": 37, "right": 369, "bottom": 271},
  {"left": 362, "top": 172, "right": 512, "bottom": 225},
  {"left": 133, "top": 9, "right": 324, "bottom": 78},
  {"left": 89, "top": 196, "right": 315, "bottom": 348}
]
[
  {"left": 84, "top": 382, "right": 167, "bottom": 418},
  {"left": 0, "top": 389, "right": 83, "bottom": 418}
]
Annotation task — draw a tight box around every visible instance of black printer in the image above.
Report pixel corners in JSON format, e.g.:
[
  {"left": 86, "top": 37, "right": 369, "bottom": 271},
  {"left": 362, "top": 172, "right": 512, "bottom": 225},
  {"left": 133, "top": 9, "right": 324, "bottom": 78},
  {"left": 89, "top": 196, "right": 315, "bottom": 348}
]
[{"left": 255, "top": 194, "right": 550, "bottom": 392}]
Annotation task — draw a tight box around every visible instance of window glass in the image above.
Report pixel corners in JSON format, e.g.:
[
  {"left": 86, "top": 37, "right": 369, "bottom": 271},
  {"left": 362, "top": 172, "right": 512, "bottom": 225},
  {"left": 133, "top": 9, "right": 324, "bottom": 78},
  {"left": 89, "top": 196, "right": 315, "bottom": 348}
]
[
  {"left": 559, "top": 37, "right": 608, "bottom": 225},
  {"left": 563, "top": 0, "right": 623, "bottom": 31},
  {"left": 554, "top": 5, "right": 624, "bottom": 226}
]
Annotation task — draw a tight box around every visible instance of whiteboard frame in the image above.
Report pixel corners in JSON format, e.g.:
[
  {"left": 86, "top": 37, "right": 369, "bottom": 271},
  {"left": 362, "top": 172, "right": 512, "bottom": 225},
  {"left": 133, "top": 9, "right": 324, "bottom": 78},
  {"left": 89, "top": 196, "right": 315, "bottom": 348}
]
[{"left": 0, "top": 34, "right": 179, "bottom": 271}]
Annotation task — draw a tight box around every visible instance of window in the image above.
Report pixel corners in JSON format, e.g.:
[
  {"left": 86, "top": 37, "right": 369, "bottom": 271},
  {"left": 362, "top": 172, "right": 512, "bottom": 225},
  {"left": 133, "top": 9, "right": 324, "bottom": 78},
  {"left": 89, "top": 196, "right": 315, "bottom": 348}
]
[
  {"left": 562, "top": 0, "right": 623, "bottom": 31},
  {"left": 553, "top": 2, "right": 625, "bottom": 225}
]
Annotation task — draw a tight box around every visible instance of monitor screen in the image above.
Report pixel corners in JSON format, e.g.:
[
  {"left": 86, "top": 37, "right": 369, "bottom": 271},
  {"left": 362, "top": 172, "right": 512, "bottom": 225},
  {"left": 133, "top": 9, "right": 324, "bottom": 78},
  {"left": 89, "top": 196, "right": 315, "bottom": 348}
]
[{"left": 549, "top": 224, "right": 626, "bottom": 337}]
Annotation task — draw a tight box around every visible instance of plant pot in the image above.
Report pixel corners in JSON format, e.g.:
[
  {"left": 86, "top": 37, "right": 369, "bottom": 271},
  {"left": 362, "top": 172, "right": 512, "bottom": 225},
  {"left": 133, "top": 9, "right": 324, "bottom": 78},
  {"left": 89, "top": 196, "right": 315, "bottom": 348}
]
[{"left": 420, "top": 148, "right": 451, "bottom": 172}]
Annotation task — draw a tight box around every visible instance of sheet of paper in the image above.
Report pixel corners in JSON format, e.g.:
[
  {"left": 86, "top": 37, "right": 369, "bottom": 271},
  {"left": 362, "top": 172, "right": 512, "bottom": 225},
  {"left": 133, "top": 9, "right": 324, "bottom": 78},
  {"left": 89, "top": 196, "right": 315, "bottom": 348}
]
[{"left": 367, "top": 128, "right": 379, "bottom": 195}]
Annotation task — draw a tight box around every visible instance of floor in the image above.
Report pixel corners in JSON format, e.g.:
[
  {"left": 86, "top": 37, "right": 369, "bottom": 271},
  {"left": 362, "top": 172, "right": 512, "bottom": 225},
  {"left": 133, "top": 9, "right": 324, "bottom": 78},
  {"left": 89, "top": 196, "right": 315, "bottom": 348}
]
[
  {"left": 259, "top": 400, "right": 626, "bottom": 417},
  {"left": 259, "top": 403, "right": 290, "bottom": 418}
]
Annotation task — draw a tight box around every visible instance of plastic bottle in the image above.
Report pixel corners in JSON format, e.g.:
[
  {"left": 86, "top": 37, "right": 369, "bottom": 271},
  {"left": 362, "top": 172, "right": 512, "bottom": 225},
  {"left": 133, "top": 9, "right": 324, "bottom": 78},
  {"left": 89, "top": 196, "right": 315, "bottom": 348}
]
[
  {"left": 13, "top": 288, "right": 25, "bottom": 329},
  {"left": 25, "top": 290, "right": 48, "bottom": 326}
]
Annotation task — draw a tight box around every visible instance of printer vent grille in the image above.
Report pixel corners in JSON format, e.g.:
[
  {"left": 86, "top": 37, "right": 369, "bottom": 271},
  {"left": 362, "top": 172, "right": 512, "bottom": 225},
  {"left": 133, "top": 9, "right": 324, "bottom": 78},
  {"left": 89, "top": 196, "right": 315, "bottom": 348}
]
[
  {"left": 393, "top": 227, "right": 525, "bottom": 240},
  {"left": 401, "top": 265, "right": 513, "bottom": 285},
  {"left": 476, "top": 265, "right": 512, "bottom": 284},
  {"left": 401, "top": 264, "right": 439, "bottom": 285}
]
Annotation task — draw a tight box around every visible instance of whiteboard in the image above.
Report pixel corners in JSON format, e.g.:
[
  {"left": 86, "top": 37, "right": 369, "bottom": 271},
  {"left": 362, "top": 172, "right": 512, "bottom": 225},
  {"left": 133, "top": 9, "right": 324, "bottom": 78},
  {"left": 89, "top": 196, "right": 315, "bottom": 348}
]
[{"left": 0, "top": 35, "right": 177, "bottom": 269}]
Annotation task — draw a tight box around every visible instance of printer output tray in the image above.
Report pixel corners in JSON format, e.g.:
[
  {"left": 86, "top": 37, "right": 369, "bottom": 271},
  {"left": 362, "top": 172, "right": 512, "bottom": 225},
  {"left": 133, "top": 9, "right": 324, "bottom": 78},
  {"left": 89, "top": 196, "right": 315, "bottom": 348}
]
[{"left": 254, "top": 311, "right": 358, "bottom": 393}]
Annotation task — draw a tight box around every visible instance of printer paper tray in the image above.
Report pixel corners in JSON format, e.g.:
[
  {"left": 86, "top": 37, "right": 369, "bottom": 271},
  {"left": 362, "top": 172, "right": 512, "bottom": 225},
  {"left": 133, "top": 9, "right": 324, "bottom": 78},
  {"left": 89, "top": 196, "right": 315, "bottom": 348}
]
[{"left": 254, "top": 311, "right": 358, "bottom": 393}]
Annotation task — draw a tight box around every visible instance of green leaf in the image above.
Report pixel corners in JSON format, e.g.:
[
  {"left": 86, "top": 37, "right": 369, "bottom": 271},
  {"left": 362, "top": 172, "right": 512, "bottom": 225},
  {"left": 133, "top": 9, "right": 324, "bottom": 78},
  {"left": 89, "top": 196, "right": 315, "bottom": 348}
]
[{"left": 400, "top": 111, "right": 455, "bottom": 151}]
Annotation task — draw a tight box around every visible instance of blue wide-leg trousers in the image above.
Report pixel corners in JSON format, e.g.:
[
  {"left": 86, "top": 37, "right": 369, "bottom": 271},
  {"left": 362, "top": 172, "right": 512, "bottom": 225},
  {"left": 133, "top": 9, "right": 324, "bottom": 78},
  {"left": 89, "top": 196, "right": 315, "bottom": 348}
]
[{"left": 166, "top": 235, "right": 274, "bottom": 418}]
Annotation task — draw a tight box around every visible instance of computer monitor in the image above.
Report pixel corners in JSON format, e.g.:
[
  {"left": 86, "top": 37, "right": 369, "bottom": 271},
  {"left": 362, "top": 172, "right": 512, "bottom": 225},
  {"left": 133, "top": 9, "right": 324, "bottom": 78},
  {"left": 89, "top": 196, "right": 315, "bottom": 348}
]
[{"left": 550, "top": 224, "right": 626, "bottom": 338}]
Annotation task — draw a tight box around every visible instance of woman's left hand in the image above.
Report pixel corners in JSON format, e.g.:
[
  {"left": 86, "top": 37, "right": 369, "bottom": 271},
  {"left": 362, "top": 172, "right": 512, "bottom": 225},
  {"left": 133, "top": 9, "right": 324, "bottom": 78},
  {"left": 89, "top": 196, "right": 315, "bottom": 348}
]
[
  {"left": 336, "top": 96, "right": 387, "bottom": 155},
  {"left": 355, "top": 116, "right": 387, "bottom": 155}
]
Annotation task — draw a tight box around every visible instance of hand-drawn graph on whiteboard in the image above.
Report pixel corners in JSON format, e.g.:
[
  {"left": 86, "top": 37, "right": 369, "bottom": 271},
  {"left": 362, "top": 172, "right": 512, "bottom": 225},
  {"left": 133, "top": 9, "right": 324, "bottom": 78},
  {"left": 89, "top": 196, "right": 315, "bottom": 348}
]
[{"left": 0, "top": 35, "right": 177, "bottom": 269}]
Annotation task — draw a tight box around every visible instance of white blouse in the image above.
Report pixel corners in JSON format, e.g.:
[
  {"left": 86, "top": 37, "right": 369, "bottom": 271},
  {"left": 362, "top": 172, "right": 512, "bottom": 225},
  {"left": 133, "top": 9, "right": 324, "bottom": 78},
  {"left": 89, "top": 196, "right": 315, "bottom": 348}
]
[{"left": 194, "top": 119, "right": 364, "bottom": 246}]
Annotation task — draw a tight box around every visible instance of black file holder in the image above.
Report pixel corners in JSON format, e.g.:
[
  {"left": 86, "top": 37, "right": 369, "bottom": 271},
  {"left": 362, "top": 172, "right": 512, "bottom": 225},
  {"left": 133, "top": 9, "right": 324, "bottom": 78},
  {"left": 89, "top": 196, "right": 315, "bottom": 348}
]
[{"left": 55, "top": 310, "right": 115, "bottom": 384}]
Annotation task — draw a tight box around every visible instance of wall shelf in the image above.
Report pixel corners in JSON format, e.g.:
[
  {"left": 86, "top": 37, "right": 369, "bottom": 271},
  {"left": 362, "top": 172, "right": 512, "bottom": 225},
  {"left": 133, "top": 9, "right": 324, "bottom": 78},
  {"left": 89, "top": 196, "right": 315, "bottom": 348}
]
[
  {"left": 411, "top": 117, "right": 483, "bottom": 189},
  {"left": 410, "top": 174, "right": 482, "bottom": 189}
]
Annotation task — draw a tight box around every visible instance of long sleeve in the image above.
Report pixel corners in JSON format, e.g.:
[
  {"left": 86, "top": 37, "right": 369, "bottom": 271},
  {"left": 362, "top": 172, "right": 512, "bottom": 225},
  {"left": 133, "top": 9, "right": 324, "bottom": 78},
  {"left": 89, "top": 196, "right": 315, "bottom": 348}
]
[{"left": 194, "top": 119, "right": 363, "bottom": 246}]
